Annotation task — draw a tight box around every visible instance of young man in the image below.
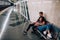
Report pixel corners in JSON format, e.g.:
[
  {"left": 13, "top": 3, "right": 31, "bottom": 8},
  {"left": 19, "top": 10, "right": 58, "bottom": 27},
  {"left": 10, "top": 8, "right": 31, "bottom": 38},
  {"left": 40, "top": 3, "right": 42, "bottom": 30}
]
[{"left": 23, "top": 12, "right": 46, "bottom": 35}]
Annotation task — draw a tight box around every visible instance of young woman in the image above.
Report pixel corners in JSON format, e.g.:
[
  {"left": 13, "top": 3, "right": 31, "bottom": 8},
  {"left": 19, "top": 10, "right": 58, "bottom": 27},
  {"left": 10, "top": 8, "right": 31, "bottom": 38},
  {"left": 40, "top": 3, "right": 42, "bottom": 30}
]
[{"left": 37, "top": 20, "right": 52, "bottom": 38}]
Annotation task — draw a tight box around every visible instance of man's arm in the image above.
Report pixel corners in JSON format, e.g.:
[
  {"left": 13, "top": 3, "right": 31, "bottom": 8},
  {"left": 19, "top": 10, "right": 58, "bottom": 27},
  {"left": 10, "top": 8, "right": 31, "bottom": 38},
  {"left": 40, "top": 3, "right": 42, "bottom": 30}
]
[{"left": 36, "top": 17, "right": 40, "bottom": 22}]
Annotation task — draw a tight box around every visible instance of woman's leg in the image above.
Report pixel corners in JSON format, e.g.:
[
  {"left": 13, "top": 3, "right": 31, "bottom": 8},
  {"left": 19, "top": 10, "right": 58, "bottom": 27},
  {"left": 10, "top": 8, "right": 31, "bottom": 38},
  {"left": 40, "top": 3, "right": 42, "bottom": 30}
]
[
  {"left": 37, "top": 24, "right": 51, "bottom": 34},
  {"left": 46, "top": 24, "right": 52, "bottom": 38},
  {"left": 37, "top": 24, "right": 52, "bottom": 38},
  {"left": 37, "top": 25, "right": 47, "bottom": 32}
]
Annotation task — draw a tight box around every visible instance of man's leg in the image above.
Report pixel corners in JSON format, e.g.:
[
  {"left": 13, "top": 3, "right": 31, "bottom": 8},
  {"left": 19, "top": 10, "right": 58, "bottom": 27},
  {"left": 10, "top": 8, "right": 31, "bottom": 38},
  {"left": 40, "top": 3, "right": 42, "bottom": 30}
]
[
  {"left": 24, "top": 23, "right": 34, "bottom": 34},
  {"left": 26, "top": 22, "right": 40, "bottom": 32},
  {"left": 32, "top": 26, "right": 37, "bottom": 32},
  {"left": 26, "top": 24, "right": 34, "bottom": 31}
]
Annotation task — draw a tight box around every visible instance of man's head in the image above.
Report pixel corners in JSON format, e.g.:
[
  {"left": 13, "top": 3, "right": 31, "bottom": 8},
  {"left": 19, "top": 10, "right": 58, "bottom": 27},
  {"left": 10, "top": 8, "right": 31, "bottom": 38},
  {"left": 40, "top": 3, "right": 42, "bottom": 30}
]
[{"left": 39, "top": 12, "right": 43, "bottom": 16}]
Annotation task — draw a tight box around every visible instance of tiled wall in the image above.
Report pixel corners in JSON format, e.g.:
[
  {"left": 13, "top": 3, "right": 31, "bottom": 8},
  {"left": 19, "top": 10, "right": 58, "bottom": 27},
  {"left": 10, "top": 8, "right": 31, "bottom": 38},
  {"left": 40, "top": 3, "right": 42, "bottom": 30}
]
[{"left": 27, "top": 0, "right": 60, "bottom": 28}]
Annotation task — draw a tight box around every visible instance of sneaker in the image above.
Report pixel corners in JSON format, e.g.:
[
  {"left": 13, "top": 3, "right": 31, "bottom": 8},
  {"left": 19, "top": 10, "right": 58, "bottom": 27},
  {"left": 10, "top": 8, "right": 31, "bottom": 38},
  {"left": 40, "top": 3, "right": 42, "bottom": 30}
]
[
  {"left": 23, "top": 31, "right": 27, "bottom": 35},
  {"left": 43, "top": 31, "right": 47, "bottom": 35},
  {"left": 47, "top": 33, "right": 52, "bottom": 39},
  {"left": 31, "top": 31, "right": 35, "bottom": 34}
]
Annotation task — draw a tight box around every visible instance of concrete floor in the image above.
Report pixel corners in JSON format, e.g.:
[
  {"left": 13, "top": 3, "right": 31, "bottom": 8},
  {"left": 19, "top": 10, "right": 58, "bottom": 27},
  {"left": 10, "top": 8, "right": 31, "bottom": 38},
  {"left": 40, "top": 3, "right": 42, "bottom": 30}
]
[
  {"left": 0, "top": 11, "right": 43, "bottom": 40},
  {"left": 0, "top": 8, "right": 60, "bottom": 40}
]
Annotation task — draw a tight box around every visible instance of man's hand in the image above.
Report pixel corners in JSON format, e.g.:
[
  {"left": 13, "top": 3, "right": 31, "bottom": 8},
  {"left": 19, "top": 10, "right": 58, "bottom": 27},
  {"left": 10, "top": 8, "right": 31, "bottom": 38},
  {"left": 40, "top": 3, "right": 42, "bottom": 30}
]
[{"left": 31, "top": 22, "right": 37, "bottom": 24}]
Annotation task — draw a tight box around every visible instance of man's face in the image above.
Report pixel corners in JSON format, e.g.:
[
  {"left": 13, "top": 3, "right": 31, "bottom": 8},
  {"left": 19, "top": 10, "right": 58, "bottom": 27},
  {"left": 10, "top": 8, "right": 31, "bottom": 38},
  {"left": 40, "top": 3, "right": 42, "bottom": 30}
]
[{"left": 39, "top": 14, "right": 43, "bottom": 16}]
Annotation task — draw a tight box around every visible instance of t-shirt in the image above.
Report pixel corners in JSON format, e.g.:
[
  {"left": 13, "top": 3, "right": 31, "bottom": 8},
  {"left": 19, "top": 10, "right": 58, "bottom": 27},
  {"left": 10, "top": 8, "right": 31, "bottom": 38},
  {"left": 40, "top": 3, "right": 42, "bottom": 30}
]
[{"left": 37, "top": 16, "right": 46, "bottom": 22}]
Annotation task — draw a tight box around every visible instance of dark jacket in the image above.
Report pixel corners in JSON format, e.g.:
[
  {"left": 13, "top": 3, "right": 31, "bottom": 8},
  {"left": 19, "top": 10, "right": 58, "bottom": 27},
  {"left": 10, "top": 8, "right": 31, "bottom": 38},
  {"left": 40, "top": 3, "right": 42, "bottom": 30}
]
[{"left": 37, "top": 16, "right": 46, "bottom": 22}]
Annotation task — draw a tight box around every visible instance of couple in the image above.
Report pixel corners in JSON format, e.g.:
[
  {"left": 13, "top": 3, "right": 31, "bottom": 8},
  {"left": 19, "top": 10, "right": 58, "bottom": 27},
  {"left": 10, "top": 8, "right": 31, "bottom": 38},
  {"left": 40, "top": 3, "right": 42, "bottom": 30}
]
[{"left": 24, "top": 12, "right": 52, "bottom": 38}]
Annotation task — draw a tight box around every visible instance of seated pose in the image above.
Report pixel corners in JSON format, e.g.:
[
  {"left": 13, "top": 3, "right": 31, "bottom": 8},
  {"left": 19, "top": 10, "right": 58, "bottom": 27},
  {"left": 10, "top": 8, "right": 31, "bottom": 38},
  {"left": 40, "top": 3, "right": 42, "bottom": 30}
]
[
  {"left": 23, "top": 12, "right": 46, "bottom": 35},
  {"left": 37, "top": 20, "right": 52, "bottom": 38}
]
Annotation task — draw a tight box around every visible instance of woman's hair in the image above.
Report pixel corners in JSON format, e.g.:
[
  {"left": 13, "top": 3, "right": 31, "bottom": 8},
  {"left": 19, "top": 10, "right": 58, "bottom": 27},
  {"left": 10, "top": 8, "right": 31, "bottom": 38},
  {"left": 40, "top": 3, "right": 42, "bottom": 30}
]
[
  {"left": 38, "top": 16, "right": 45, "bottom": 22},
  {"left": 38, "top": 16, "right": 47, "bottom": 24}
]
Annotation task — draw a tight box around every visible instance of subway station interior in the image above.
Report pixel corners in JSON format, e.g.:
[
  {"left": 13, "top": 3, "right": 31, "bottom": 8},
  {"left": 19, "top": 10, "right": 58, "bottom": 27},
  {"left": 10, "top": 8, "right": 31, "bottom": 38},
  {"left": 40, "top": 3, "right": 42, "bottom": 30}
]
[{"left": 0, "top": 0, "right": 60, "bottom": 40}]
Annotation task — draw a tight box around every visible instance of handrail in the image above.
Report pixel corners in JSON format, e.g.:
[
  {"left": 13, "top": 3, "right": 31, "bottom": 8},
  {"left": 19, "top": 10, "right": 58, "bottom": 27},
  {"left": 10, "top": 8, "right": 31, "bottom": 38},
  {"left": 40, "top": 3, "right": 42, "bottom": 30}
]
[
  {"left": 0, "top": 7, "right": 10, "bottom": 15},
  {"left": 20, "top": 2, "right": 30, "bottom": 21}
]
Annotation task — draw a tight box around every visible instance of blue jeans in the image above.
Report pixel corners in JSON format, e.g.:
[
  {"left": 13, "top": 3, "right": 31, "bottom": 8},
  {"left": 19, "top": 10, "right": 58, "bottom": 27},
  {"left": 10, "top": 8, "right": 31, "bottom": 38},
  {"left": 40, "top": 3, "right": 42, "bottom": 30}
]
[{"left": 37, "top": 24, "right": 52, "bottom": 32}]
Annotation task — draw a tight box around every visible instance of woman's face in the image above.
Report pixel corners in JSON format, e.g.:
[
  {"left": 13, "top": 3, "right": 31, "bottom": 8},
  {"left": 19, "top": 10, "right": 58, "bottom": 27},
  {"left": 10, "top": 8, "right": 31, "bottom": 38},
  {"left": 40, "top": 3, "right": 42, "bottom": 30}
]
[
  {"left": 43, "top": 21, "right": 45, "bottom": 25},
  {"left": 39, "top": 18, "right": 43, "bottom": 21}
]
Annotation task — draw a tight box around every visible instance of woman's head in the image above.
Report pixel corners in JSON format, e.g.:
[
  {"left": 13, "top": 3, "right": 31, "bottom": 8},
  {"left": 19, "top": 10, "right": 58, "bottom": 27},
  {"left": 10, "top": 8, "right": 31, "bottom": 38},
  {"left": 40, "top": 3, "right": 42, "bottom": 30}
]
[
  {"left": 39, "top": 17, "right": 43, "bottom": 22},
  {"left": 39, "top": 17, "right": 45, "bottom": 22}
]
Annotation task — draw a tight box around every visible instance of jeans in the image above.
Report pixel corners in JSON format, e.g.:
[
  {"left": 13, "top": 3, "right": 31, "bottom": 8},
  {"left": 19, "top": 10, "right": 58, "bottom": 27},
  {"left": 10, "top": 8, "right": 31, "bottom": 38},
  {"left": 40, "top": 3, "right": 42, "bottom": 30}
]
[{"left": 37, "top": 24, "right": 53, "bottom": 32}]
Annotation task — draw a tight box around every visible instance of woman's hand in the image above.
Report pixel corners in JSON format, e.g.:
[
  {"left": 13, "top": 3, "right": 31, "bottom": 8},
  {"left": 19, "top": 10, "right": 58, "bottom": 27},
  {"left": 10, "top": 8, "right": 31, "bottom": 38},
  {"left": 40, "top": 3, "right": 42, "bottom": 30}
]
[{"left": 34, "top": 22, "right": 40, "bottom": 26}]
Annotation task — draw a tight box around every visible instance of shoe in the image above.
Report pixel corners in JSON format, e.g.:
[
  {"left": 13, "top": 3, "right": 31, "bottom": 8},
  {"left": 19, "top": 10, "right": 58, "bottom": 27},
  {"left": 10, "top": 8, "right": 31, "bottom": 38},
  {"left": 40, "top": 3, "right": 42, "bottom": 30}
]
[
  {"left": 43, "top": 31, "right": 47, "bottom": 35},
  {"left": 23, "top": 31, "right": 27, "bottom": 35},
  {"left": 31, "top": 31, "right": 35, "bottom": 34},
  {"left": 47, "top": 33, "right": 52, "bottom": 39}
]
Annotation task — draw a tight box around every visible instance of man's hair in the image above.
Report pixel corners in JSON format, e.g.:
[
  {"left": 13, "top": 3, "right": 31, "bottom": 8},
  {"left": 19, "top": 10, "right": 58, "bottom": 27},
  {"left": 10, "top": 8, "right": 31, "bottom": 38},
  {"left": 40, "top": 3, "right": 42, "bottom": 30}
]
[{"left": 39, "top": 12, "right": 43, "bottom": 14}]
